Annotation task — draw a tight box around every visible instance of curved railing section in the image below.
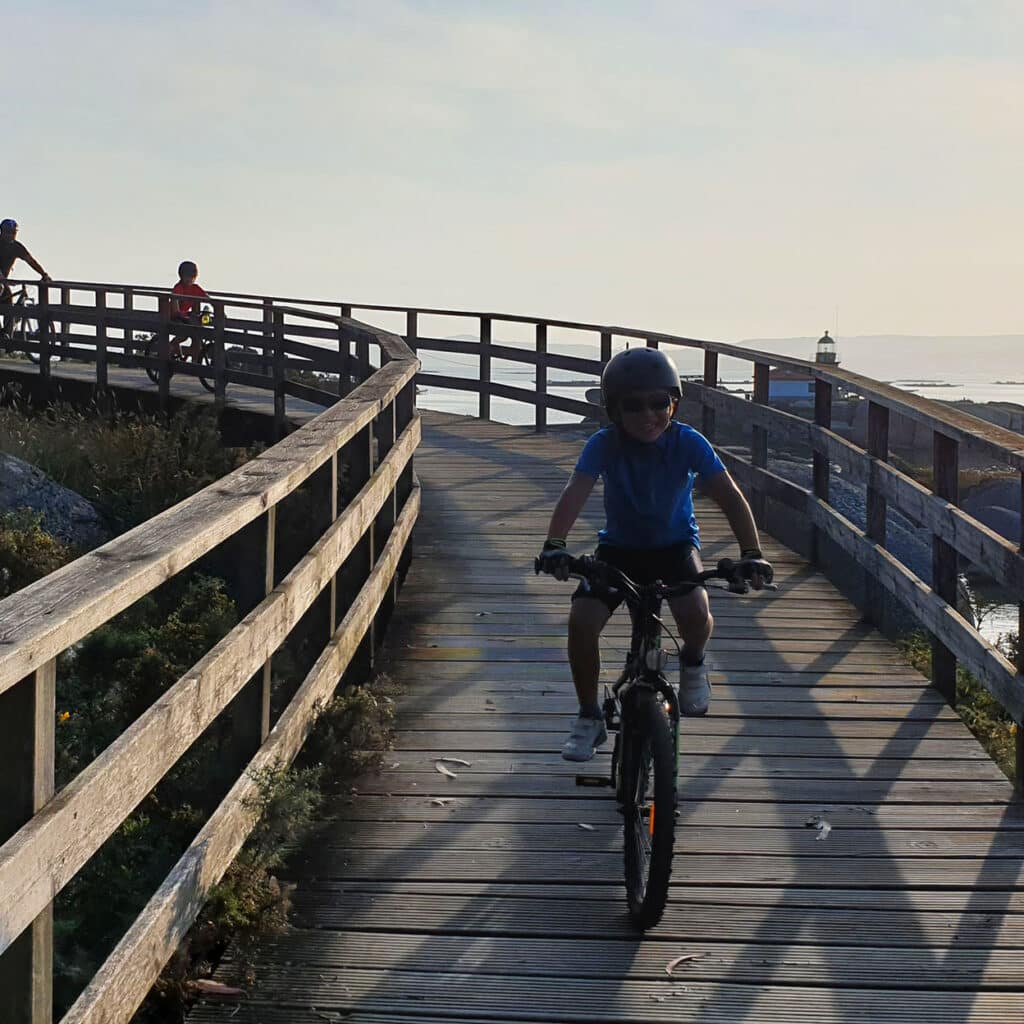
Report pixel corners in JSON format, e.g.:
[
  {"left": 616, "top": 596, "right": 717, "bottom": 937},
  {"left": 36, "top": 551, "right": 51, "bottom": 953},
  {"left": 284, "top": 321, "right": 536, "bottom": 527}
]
[
  {"left": 0, "top": 282, "right": 1022, "bottom": 1023},
  {"left": 0, "top": 281, "right": 418, "bottom": 1023}
]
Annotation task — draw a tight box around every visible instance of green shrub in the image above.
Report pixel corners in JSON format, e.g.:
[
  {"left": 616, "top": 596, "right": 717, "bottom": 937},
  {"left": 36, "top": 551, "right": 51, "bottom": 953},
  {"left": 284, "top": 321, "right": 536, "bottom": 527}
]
[
  {"left": 0, "top": 509, "right": 74, "bottom": 598},
  {"left": 0, "top": 398, "right": 256, "bottom": 533},
  {"left": 898, "top": 631, "right": 1018, "bottom": 779}
]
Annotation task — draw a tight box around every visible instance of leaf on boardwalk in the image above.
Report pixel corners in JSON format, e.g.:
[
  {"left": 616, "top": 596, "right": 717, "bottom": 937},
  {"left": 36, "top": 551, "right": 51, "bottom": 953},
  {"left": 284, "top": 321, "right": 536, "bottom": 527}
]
[
  {"left": 430, "top": 797, "right": 454, "bottom": 806},
  {"left": 665, "top": 953, "right": 703, "bottom": 976},
  {"left": 577, "top": 823, "right": 595, "bottom": 831},
  {"left": 191, "top": 979, "right": 246, "bottom": 999},
  {"left": 434, "top": 762, "right": 458, "bottom": 779},
  {"left": 475, "top": 611, "right": 490, "bottom": 616},
  {"left": 436, "top": 757, "right": 472, "bottom": 767},
  {"left": 805, "top": 814, "right": 832, "bottom": 839}
]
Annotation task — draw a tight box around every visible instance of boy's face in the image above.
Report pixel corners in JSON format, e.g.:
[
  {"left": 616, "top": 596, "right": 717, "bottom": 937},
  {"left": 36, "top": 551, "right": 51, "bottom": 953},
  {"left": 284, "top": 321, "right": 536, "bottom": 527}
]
[{"left": 617, "top": 389, "right": 676, "bottom": 443}]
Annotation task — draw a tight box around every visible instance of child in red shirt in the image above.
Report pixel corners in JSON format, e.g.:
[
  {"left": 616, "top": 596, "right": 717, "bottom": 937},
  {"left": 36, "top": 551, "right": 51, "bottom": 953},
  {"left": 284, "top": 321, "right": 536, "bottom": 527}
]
[{"left": 170, "top": 260, "right": 208, "bottom": 361}]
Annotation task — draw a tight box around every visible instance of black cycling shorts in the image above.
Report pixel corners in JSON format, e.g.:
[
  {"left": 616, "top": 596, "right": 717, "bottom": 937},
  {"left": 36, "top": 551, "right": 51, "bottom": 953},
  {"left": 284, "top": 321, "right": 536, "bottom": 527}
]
[{"left": 571, "top": 541, "right": 703, "bottom": 614}]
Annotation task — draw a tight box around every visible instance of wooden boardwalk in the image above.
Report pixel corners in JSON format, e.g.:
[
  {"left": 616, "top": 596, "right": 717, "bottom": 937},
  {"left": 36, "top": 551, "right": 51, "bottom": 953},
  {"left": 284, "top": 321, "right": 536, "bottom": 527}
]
[{"left": 193, "top": 412, "right": 1024, "bottom": 1024}]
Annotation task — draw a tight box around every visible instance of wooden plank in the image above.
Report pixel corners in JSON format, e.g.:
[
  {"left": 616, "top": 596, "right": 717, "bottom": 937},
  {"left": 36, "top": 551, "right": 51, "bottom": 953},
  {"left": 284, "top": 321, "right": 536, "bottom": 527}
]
[
  {"left": 0, "top": 420, "right": 419, "bottom": 958},
  {"left": 0, "top": 359, "right": 416, "bottom": 694},
  {"left": 61, "top": 485, "right": 420, "bottom": 1024}
]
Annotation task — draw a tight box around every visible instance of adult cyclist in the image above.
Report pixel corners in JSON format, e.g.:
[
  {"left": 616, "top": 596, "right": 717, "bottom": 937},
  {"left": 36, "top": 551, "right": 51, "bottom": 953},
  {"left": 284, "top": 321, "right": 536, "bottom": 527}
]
[{"left": 0, "top": 219, "right": 52, "bottom": 339}]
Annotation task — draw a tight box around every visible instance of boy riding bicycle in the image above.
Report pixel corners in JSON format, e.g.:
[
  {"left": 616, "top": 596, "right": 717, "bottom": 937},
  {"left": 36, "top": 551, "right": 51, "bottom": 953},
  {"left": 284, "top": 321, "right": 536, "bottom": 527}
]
[
  {"left": 168, "top": 260, "right": 209, "bottom": 361},
  {"left": 537, "top": 347, "right": 773, "bottom": 762}
]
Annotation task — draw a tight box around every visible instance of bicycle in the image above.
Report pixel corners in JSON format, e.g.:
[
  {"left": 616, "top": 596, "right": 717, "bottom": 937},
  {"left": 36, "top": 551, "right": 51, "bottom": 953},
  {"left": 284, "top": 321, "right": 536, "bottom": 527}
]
[
  {"left": 140, "top": 305, "right": 219, "bottom": 391},
  {"left": 535, "top": 553, "right": 776, "bottom": 928},
  {"left": 2, "top": 285, "right": 59, "bottom": 364}
]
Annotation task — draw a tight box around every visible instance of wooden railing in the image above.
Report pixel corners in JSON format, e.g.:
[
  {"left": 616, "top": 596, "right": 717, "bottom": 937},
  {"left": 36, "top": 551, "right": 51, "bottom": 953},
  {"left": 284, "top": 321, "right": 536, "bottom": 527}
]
[
  {"left": 0, "top": 283, "right": 418, "bottom": 1023},
  {"left": 339, "top": 300, "right": 1024, "bottom": 793},
  {"left": 1, "top": 283, "right": 1022, "bottom": 1021}
]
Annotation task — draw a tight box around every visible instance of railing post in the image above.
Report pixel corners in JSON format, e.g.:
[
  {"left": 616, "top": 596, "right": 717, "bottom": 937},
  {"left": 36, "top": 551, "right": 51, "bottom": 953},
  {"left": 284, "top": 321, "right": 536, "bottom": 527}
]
[
  {"left": 535, "top": 322, "right": 547, "bottom": 434},
  {"left": 0, "top": 660, "right": 56, "bottom": 1024},
  {"left": 405, "top": 310, "right": 418, "bottom": 354},
  {"left": 95, "top": 287, "right": 108, "bottom": 392},
  {"left": 479, "top": 316, "right": 491, "bottom": 420},
  {"left": 157, "top": 314, "right": 171, "bottom": 414},
  {"left": 932, "top": 431, "right": 960, "bottom": 706},
  {"left": 273, "top": 308, "right": 286, "bottom": 440},
  {"left": 701, "top": 350, "right": 718, "bottom": 440},
  {"left": 750, "top": 361, "right": 769, "bottom": 526},
  {"left": 225, "top": 507, "right": 275, "bottom": 766},
  {"left": 864, "top": 401, "right": 890, "bottom": 625},
  {"left": 813, "top": 379, "right": 832, "bottom": 503},
  {"left": 213, "top": 300, "right": 226, "bottom": 410},
  {"left": 375, "top": 401, "right": 399, "bottom": 631},
  {"left": 337, "top": 318, "right": 351, "bottom": 398},
  {"left": 646, "top": 335, "right": 658, "bottom": 349},
  {"left": 341, "top": 424, "right": 375, "bottom": 682},
  {"left": 36, "top": 283, "right": 51, "bottom": 386},
  {"left": 60, "top": 284, "right": 70, "bottom": 354},
  {"left": 600, "top": 331, "right": 612, "bottom": 365},
  {"left": 1016, "top": 469, "right": 1023, "bottom": 793},
  {"left": 122, "top": 286, "right": 134, "bottom": 363},
  {"left": 262, "top": 298, "right": 273, "bottom": 376}
]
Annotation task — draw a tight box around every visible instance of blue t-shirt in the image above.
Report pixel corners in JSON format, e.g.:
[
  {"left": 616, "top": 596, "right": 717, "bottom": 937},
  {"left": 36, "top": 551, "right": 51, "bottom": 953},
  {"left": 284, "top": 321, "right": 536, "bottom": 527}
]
[{"left": 575, "top": 422, "right": 726, "bottom": 549}]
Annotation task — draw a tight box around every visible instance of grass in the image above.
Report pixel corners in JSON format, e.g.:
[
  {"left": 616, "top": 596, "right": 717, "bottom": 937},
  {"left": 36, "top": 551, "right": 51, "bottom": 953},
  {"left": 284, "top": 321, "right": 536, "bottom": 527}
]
[{"left": 897, "top": 630, "right": 1020, "bottom": 780}]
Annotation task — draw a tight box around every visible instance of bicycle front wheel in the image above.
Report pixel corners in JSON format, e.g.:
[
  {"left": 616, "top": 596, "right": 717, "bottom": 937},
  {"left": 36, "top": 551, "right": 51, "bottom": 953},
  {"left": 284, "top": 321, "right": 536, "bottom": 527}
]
[
  {"left": 621, "top": 687, "right": 677, "bottom": 929},
  {"left": 142, "top": 336, "right": 162, "bottom": 385},
  {"left": 197, "top": 341, "right": 216, "bottom": 392}
]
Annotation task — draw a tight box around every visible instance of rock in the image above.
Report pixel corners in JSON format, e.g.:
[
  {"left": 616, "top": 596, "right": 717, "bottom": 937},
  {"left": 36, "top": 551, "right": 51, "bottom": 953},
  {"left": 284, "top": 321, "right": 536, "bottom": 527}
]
[{"left": 0, "top": 453, "right": 108, "bottom": 549}]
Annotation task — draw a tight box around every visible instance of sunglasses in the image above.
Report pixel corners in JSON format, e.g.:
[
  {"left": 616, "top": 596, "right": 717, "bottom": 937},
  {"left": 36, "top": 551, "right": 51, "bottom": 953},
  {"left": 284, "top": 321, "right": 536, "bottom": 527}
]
[{"left": 619, "top": 394, "right": 674, "bottom": 414}]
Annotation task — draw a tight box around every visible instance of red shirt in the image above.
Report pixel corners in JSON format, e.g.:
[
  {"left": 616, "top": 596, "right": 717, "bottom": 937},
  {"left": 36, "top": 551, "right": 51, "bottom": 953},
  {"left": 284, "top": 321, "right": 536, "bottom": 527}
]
[{"left": 171, "top": 281, "right": 208, "bottom": 319}]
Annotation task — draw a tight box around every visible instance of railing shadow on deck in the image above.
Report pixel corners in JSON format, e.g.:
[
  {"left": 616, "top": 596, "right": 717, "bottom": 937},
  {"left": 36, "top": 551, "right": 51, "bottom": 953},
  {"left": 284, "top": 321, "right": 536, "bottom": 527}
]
[{"left": 280, "top": 416, "right": 1021, "bottom": 1023}]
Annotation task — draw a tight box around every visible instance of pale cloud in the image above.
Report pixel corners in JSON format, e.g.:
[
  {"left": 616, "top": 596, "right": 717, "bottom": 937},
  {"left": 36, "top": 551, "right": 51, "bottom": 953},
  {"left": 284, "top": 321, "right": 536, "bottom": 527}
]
[{"left": 4, "top": 1, "right": 1022, "bottom": 340}]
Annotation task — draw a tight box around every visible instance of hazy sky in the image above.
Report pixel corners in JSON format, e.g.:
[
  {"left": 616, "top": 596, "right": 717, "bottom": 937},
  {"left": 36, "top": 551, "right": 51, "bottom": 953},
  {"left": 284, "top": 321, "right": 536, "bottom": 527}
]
[{"left": 6, "top": 1, "right": 1022, "bottom": 342}]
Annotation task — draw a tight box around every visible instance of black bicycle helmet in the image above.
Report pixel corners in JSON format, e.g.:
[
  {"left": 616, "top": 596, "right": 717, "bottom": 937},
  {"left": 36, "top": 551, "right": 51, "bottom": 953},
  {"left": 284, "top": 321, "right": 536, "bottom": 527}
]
[
  {"left": 0, "top": 219, "right": 17, "bottom": 235},
  {"left": 178, "top": 260, "right": 198, "bottom": 278},
  {"left": 600, "top": 347, "right": 681, "bottom": 414}
]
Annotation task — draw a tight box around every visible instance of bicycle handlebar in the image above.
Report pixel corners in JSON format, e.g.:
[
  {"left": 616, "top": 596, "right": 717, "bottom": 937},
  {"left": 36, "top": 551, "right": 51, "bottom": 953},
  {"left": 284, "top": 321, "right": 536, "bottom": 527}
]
[{"left": 534, "top": 553, "right": 777, "bottom": 596}]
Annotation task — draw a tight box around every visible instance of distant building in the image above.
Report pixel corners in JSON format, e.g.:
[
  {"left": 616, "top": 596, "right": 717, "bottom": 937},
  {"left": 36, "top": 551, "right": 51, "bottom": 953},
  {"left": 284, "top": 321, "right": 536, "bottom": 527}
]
[{"left": 768, "top": 331, "right": 839, "bottom": 402}]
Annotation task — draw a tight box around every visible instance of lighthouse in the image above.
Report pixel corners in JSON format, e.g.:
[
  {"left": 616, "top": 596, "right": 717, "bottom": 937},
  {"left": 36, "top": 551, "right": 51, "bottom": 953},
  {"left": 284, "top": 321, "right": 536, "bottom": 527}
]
[
  {"left": 768, "top": 330, "right": 840, "bottom": 403},
  {"left": 816, "top": 330, "right": 838, "bottom": 365}
]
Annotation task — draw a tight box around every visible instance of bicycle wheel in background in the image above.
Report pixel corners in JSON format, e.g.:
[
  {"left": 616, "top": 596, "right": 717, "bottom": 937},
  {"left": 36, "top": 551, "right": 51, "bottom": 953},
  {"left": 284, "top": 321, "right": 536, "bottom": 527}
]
[
  {"left": 142, "top": 336, "right": 162, "bottom": 385},
  {"left": 197, "top": 341, "right": 216, "bottom": 392},
  {"left": 13, "top": 314, "right": 59, "bottom": 364},
  {"left": 621, "top": 687, "right": 677, "bottom": 929}
]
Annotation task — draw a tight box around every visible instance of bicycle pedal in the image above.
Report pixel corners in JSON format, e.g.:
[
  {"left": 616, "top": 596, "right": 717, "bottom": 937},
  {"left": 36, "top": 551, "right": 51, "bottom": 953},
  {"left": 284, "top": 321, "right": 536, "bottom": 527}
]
[{"left": 575, "top": 775, "right": 612, "bottom": 788}]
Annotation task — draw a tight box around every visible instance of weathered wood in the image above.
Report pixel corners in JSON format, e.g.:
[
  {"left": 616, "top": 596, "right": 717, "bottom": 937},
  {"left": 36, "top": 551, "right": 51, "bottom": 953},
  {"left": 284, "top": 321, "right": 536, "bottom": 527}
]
[
  {"left": 0, "top": 359, "right": 415, "bottom": 695},
  {"left": 0, "top": 418, "right": 420, "bottom": 960},
  {"left": 812, "top": 378, "right": 831, "bottom": 501},
  {"left": 478, "top": 316, "right": 491, "bottom": 420},
  {"left": 534, "top": 323, "right": 547, "bottom": 433},
  {"left": 810, "top": 497, "right": 1023, "bottom": 722},
  {"left": 0, "top": 660, "right": 55, "bottom": 1024},
  {"left": 272, "top": 308, "right": 286, "bottom": 439},
  {"left": 750, "top": 362, "right": 769, "bottom": 525},
  {"left": 36, "top": 284, "right": 51, "bottom": 385},
  {"left": 864, "top": 401, "right": 890, "bottom": 625},
  {"left": 701, "top": 349, "right": 717, "bottom": 439},
  {"left": 212, "top": 300, "right": 226, "bottom": 407},
  {"left": 95, "top": 288, "right": 108, "bottom": 391},
  {"left": 932, "top": 431, "right": 960, "bottom": 705},
  {"left": 61, "top": 485, "right": 420, "bottom": 1024}
]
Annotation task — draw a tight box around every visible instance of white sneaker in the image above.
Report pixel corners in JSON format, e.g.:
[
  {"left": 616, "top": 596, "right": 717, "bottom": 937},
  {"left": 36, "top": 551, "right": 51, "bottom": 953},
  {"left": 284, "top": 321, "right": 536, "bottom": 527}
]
[
  {"left": 679, "top": 661, "right": 711, "bottom": 716},
  {"left": 561, "top": 714, "right": 608, "bottom": 762}
]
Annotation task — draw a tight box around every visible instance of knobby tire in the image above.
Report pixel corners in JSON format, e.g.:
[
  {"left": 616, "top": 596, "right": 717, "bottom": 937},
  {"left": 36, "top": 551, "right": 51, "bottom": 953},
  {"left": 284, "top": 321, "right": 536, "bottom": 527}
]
[{"left": 621, "top": 687, "right": 677, "bottom": 929}]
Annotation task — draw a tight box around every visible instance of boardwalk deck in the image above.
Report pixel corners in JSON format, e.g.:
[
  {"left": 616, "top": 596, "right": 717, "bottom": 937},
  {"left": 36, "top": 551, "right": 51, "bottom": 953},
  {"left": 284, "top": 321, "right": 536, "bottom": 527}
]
[{"left": 192, "top": 412, "right": 1024, "bottom": 1024}]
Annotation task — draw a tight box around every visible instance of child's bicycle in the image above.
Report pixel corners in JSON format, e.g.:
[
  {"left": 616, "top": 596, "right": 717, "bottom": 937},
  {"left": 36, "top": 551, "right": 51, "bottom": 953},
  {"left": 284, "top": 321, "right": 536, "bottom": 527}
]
[
  {"left": 535, "top": 553, "right": 776, "bottom": 928},
  {"left": 3, "top": 285, "right": 59, "bottom": 363},
  {"left": 139, "top": 305, "right": 220, "bottom": 392}
]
